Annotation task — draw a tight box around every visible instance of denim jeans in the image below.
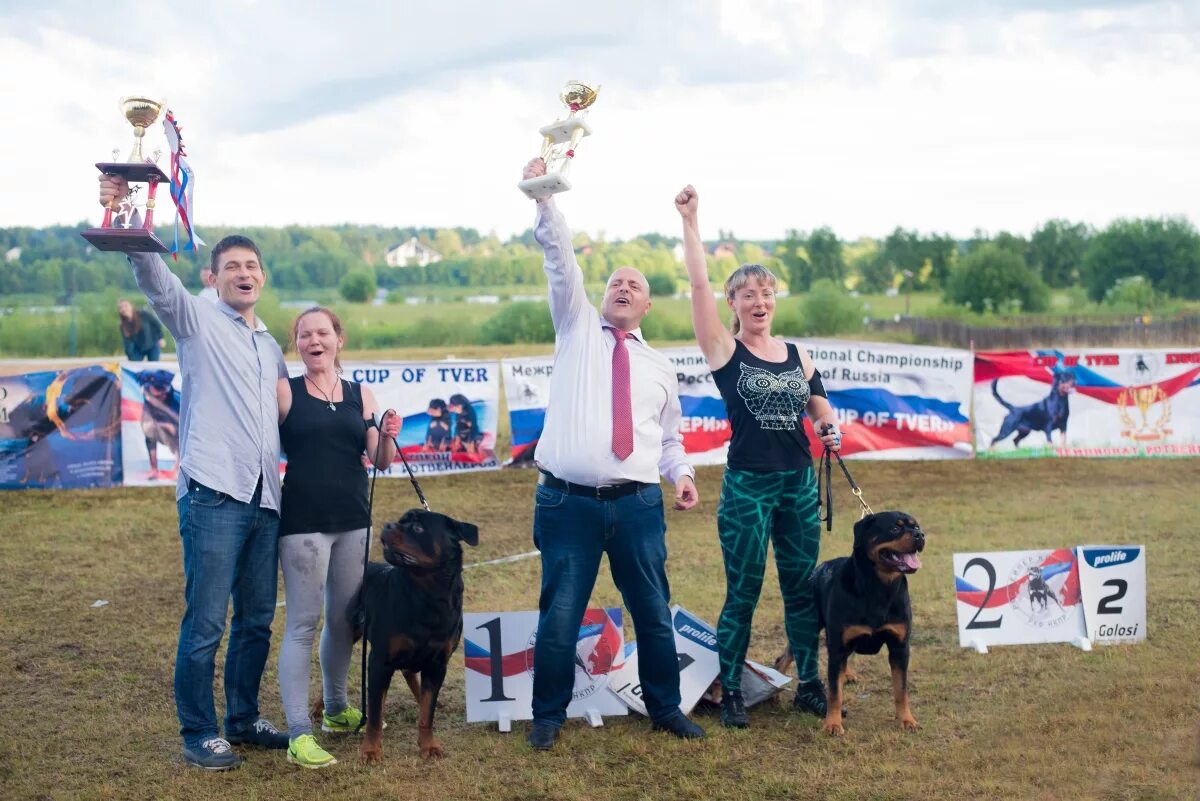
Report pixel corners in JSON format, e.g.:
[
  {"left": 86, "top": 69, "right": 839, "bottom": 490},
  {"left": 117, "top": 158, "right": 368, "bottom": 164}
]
[
  {"left": 530, "top": 481, "right": 682, "bottom": 726},
  {"left": 124, "top": 343, "right": 160, "bottom": 362},
  {"left": 174, "top": 477, "right": 279, "bottom": 747}
]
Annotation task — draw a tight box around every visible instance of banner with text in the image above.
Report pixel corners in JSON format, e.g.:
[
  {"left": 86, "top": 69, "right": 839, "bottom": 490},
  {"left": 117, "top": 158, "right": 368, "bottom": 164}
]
[
  {"left": 502, "top": 348, "right": 733, "bottom": 467},
  {"left": 797, "top": 338, "right": 974, "bottom": 459},
  {"left": 338, "top": 360, "right": 501, "bottom": 475},
  {"left": 974, "top": 348, "right": 1200, "bottom": 458},
  {"left": 0, "top": 363, "right": 122, "bottom": 489}
]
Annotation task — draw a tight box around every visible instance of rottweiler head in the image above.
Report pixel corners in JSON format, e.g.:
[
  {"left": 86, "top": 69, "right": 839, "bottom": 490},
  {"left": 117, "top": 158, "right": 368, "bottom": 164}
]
[
  {"left": 380, "top": 508, "right": 479, "bottom": 572},
  {"left": 853, "top": 511, "right": 925, "bottom": 582},
  {"left": 1053, "top": 369, "right": 1077, "bottom": 396}
]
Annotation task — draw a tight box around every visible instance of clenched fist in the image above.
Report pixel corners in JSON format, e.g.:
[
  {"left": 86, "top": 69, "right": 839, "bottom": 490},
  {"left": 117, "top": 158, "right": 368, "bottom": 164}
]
[{"left": 675, "top": 184, "right": 698, "bottom": 219}]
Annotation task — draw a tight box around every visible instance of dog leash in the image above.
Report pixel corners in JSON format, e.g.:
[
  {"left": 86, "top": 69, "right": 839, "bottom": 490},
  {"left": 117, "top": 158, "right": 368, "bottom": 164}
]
[
  {"left": 353, "top": 409, "right": 431, "bottom": 732},
  {"left": 816, "top": 436, "right": 872, "bottom": 532}
]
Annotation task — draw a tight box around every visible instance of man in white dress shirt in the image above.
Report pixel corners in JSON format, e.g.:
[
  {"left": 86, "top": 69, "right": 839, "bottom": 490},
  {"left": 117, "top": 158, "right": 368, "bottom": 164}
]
[{"left": 521, "top": 157, "right": 705, "bottom": 750}]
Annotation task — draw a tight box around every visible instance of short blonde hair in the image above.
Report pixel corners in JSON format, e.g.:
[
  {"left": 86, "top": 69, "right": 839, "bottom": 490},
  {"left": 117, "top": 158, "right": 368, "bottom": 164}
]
[{"left": 724, "top": 263, "right": 778, "bottom": 335}]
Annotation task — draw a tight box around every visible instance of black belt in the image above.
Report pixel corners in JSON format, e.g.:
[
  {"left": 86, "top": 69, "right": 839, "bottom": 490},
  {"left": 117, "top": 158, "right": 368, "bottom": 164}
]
[{"left": 538, "top": 470, "right": 646, "bottom": 501}]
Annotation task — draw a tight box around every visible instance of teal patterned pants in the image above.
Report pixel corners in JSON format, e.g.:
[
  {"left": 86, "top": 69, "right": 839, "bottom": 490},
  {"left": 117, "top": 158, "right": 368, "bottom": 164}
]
[{"left": 716, "top": 467, "right": 821, "bottom": 689}]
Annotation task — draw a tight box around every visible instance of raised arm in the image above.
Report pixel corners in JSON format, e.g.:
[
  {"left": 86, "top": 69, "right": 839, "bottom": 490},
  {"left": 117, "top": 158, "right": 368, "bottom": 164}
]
[
  {"left": 526, "top": 158, "right": 588, "bottom": 332},
  {"left": 99, "top": 175, "right": 201, "bottom": 340},
  {"left": 675, "top": 185, "right": 735, "bottom": 370}
]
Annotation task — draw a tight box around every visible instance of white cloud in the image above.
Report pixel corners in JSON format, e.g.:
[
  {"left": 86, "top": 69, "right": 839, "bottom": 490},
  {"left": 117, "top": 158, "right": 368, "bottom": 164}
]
[{"left": 1, "top": 0, "right": 1198, "bottom": 243}]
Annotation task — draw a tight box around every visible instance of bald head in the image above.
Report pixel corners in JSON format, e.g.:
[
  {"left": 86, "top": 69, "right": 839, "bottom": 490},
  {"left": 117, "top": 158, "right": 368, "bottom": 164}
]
[{"left": 600, "top": 265, "right": 652, "bottom": 332}]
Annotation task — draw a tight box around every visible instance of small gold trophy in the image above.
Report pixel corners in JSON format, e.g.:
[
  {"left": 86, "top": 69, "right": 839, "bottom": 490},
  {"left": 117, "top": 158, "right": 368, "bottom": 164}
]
[
  {"left": 517, "top": 81, "right": 599, "bottom": 200},
  {"left": 81, "top": 96, "right": 171, "bottom": 253}
]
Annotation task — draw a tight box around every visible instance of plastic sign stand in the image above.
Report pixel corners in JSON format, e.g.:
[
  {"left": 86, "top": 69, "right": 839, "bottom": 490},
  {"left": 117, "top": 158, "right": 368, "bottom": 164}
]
[
  {"left": 609, "top": 605, "right": 720, "bottom": 717},
  {"left": 463, "top": 608, "right": 628, "bottom": 731},
  {"left": 954, "top": 549, "right": 1089, "bottom": 651},
  {"left": 1076, "top": 545, "right": 1147, "bottom": 645}
]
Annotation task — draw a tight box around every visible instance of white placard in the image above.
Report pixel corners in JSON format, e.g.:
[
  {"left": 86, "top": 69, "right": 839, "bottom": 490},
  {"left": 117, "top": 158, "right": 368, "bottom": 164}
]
[
  {"left": 954, "top": 549, "right": 1088, "bottom": 650},
  {"left": 1076, "top": 545, "right": 1147, "bottom": 644},
  {"left": 462, "top": 609, "right": 628, "bottom": 726},
  {"left": 608, "top": 605, "right": 720, "bottom": 716}
]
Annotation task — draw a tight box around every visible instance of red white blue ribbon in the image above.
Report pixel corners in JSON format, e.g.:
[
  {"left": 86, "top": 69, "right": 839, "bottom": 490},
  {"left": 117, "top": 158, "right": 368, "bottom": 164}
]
[{"left": 163, "top": 110, "right": 205, "bottom": 260}]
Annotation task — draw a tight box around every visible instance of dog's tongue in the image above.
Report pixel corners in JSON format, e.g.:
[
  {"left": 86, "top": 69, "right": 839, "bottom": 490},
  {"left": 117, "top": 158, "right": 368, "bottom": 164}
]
[{"left": 898, "top": 552, "right": 922, "bottom": 571}]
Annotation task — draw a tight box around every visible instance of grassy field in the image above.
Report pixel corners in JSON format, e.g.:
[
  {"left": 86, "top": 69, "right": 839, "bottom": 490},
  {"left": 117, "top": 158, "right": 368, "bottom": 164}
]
[{"left": 1, "top": 459, "right": 1197, "bottom": 801}]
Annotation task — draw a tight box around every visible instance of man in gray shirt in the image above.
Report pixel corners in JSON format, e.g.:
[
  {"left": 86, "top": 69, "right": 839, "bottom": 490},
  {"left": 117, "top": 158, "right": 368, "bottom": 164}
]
[{"left": 100, "top": 176, "right": 289, "bottom": 770}]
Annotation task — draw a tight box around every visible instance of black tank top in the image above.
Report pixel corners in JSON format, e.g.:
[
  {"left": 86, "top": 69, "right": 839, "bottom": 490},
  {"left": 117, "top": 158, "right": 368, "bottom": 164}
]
[
  {"left": 279, "top": 376, "right": 370, "bottom": 536},
  {"left": 711, "top": 340, "right": 826, "bottom": 472}
]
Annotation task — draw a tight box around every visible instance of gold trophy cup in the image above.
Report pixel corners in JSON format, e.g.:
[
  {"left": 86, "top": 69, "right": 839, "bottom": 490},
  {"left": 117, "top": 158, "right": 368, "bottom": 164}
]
[
  {"left": 81, "top": 96, "right": 171, "bottom": 253},
  {"left": 518, "top": 81, "right": 599, "bottom": 200}
]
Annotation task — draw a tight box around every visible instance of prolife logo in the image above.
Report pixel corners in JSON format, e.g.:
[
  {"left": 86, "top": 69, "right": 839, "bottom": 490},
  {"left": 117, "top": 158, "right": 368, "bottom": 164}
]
[{"left": 1083, "top": 547, "right": 1140, "bottom": 569}]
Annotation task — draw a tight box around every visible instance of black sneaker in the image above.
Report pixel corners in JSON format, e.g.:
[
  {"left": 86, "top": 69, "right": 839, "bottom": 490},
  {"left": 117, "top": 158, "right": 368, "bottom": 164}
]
[
  {"left": 226, "top": 717, "right": 288, "bottom": 749},
  {"left": 720, "top": 691, "right": 749, "bottom": 729},
  {"left": 651, "top": 713, "right": 706, "bottom": 740},
  {"left": 182, "top": 737, "right": 242, "bottom": 771},
  {"left": 792, "top": 679, "right": 829, "bottom": 717},
  {"left": 527, "top": 722, "right": 559, "bottom": 751}
]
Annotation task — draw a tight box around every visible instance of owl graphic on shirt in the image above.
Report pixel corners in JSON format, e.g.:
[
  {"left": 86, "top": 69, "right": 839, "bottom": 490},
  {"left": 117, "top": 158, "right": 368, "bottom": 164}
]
[{"left": 736, "top": 363, "right": 812, "bottom": 430}]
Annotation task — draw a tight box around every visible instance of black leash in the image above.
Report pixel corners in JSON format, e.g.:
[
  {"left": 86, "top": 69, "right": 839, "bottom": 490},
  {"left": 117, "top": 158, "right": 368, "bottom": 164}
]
[
  {"left": 816, "top": 430, "right": 872, "bottom": 532},
  {"left": 355, "top": 410, "right": 430, "bottom": 732}
]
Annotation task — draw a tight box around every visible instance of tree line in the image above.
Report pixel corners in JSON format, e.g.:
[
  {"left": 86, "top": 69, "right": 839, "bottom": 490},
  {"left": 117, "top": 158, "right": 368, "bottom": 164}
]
[{"left": 2, "top": 217, "right": 1198, "bottom": 313}]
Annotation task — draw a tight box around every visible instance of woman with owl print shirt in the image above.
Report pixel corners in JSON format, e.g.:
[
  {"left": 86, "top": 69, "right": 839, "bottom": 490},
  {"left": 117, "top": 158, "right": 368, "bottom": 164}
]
[{"left": 675, "top": 185, "right": 842, "bottom": 730}]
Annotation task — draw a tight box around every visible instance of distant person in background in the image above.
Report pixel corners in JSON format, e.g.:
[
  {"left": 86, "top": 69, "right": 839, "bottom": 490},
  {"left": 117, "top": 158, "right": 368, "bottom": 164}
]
[
  {"left": 198, "top": 266, "right": 219, "bottom": 303},
  {"left": 118, "top": 299, "right": 165, "bottom": 361}
]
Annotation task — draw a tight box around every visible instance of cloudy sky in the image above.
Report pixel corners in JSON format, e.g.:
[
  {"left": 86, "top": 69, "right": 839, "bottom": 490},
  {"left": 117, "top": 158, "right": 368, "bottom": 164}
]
[{"left": 2, "top": 0, "right": 1198, "bottom": 241}]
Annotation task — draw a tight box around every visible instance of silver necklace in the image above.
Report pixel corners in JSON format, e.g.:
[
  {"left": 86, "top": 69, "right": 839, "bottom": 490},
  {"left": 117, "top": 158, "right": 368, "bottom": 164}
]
[{"left": 304, "top": 373, "right": 337, "bottom": 411}]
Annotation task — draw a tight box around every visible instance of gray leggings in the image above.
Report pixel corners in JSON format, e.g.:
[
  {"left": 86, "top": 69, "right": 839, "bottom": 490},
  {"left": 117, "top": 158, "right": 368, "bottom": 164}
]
[{"left": 278, "top": 528, "right": 367, "bottom": 739}]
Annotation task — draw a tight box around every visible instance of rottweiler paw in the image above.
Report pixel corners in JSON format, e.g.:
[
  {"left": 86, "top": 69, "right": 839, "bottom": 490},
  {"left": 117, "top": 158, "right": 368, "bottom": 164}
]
[
  {"left": 822, "top": 718, "right": 845, "bottom": 737},
  {"left": 420, "top": 741, "right": 445, "bottom": 759},
  {"left": 898, "top": 716, "right": 919, "bottom": 732},
  {"left": 844, "top": 666, "right": 859, "bottom": 684},
  {"left": 359, "top": 745, "right": 382, "bottom": 764}
]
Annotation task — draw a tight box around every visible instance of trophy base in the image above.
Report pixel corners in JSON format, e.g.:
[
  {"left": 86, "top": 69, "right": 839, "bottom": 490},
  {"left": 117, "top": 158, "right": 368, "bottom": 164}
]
[
  {"left": 95, "top": 162, "right": 170, "bottom": 183},
  {"left": 539, "top": 118, "right": 592, "bottom": 144},
  {"left": 81, "top": 227, "right": 169, "bottom": 253},
  {"left": 518, "top": 173, "right": 573, "bottom": 200}
]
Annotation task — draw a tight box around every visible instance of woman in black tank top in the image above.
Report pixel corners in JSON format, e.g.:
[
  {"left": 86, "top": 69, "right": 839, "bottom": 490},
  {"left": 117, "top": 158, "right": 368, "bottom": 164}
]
[
  {"left": 273, "top": 307, "right": 401, "bottom": 766},
  {"left": 676, "top": 186, "right": 843, "bottom": 729}
]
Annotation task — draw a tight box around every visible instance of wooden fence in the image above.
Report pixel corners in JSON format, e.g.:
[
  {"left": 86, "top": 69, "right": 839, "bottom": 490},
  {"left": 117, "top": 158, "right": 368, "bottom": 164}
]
[{"left": 866, "top": 314, "right": 1200, "bottom": 349}]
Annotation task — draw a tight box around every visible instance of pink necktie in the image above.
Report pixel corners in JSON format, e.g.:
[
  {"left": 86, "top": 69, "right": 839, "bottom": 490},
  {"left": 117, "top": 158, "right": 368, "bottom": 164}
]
[{"left": 609, "top": 328, "right": 634, "bottom": 460}]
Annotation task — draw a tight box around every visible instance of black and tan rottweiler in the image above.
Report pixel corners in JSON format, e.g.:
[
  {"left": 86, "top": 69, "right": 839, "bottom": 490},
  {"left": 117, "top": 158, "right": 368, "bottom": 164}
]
[
  {"left": 779, "top": 510, "right": 925, "bottom": 736},
  {"left": 353, "top": 508, "right": 479, "bottom": 761}
]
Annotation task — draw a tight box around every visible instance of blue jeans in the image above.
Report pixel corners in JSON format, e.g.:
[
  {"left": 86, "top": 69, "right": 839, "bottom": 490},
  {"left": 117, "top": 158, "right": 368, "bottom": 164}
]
[
  {"left": 531, "top": 481, "right": 682, "bottom": 726},
  {"left": 174, "top": 477, "right": 279, "bottom": 747},
  {"left": 124, "top": 343, "right": 160, "bottom": 362}
]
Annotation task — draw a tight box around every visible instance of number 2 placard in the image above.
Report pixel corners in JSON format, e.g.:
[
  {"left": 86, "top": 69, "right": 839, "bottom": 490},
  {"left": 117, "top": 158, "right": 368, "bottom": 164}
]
[
  {"left": 1076, "top": 545, "right": 1147, "bottom": 644},
  {"left": 953, "top": 549, "right": 1088, "bottom": 649}
]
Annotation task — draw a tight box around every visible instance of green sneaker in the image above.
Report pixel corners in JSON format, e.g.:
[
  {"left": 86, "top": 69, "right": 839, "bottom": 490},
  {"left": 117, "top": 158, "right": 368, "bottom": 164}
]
[
  {"left": 322, "top": 706, "right": 366, "bottom": 733},
  {"left": 287, "top": 734, "right": 337, "bottom": 769}
]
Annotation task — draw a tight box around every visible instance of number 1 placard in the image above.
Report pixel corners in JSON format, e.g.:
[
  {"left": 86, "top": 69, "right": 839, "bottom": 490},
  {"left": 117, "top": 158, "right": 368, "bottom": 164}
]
[{"left": 462, "top": 609, "right": 629, "bottom": 727}]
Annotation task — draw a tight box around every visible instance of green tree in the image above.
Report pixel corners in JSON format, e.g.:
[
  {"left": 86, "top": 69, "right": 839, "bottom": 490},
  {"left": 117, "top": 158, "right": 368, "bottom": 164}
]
[
  {"left": 338, "top": 268, "right": 376, "bottom": 303},
  {"left": 1082, "top": 217, "right": 1200, "bottom": 301},
  {"left": 805, "top": 227, "right": 845, "bottom": 286},
  {"left": 1029, "top": 219, "right": 1091, "bottom": 288},
  {"left": 778, "top": 229, "right": 811, "bottom": 291},
  {"left": 945, "top": 244, "right": 1050, "bottom": 313},
  {"left": 796, "top": 279, "right": 864, "bottom": 336}
]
